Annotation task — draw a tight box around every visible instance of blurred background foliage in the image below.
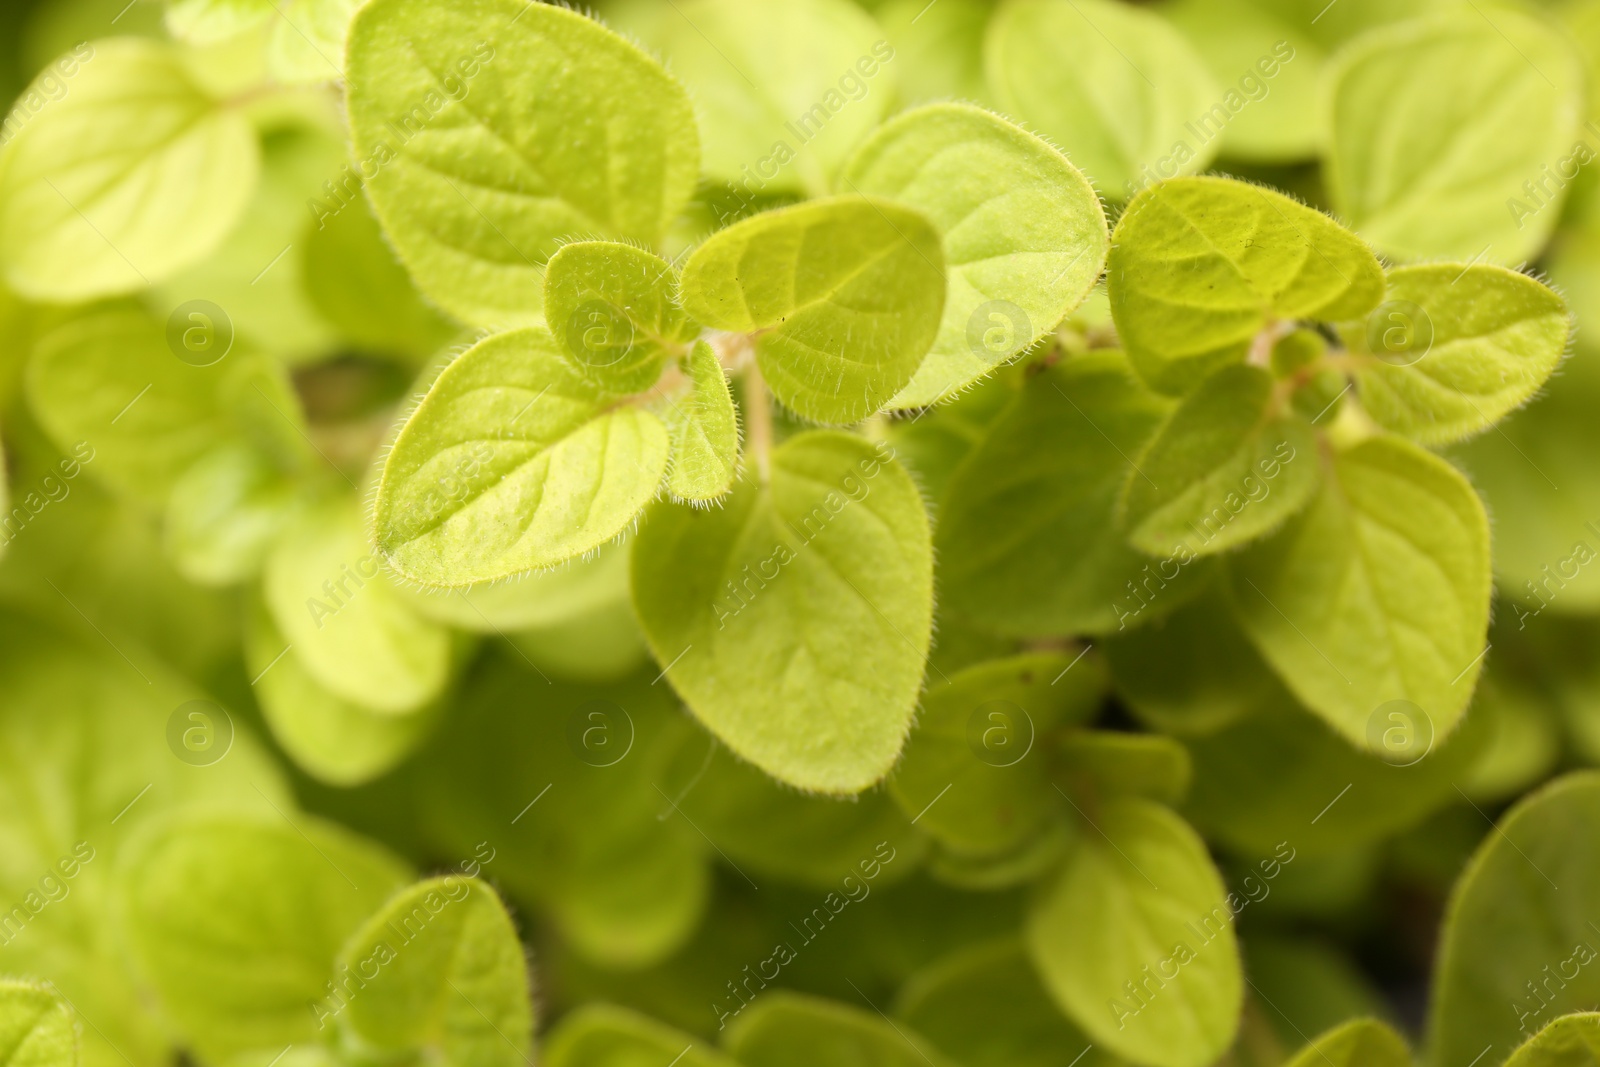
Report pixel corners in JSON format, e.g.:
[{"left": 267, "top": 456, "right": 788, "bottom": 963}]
[{"left": 3, "top": 1, "right": 1600, "bottom": 1066}]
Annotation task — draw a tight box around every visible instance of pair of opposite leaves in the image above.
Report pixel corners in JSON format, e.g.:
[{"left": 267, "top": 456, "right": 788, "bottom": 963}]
[
  {"left": 340, "top": 0, "right": 1103, "bottom": 358},
  {"left": 371, "top": 0, "right": 1561, "bottom": 783},
  {"left": 358, "top": 1, "right": 1108, "bottom": 794},
  {"left": 938, "top": 173, "right": 1567, "bottom": 761}
]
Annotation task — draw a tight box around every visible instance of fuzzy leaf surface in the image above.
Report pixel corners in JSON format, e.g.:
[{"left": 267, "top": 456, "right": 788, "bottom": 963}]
[
  {"left": 1227, "top": 436, "right": 1490, "bottom": 751},
  {"left": 841, "top": 103, "right": 1108, "bottom": 407},
  {"left": 1120, "top": 364, "right": 1319, "bottom": 557},
  {"left": 1347, "top": 264, "right": 1570, "bottom": 445},
  {"left": 375, "top": 328, "right": 670, "bottom": 586},
  {"left": 680, "top": 196, "right": 945, "bottom": 423},
  {"left": 632, "top": 432, "right": 932, "bottom": 794},
  {"left": 1108, "top": 176, "right": 1384, "bottom": 393},
  {"left": 346, "top": 0, "right": 698, "bottom": 325},
  {"left": 665, "top": 341, "right": 740, "bottom": 503},
  {"left": 1026, "top": 798, "right": 1241, "bottom": 1067},
  {"left": 544, "top": 241, "right": 694, "bottom": 395}
]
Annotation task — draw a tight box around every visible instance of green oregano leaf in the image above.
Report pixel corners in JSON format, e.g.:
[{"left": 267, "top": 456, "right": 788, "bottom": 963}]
[
  {"left": 1505, "top": 1014, "right": 1600, "bottom": 1067},
  {"left": 544, "top": 240, "right": 696, "bottom": 396},
  {"left": 1227, "top": 435, "right": 1490, "bottom": 753},
  {"left": 416, "top": 657, "right": 709, "bottom": 968},
  {"left": 164, "top": 443, "right": 300, "bottom": 587},
  {"left": 164, "top": 0, "right": 274, "bottom": 43},
  {"left": 1119, "top": 364, "right": 1319, "bottom": 557},
  {"left": 632, "top": 431, "right": 932, "bottom": 794},
  {"left": 679, "top": 195, "right": 946, "bottom": 424},
  {"left": 374, "top": 328, "right": 670, "bottom": 586},
  {"left": 1104, "top": 581, "right": 1289, "bottom": 737},
  {"left": 1345, "top": 264, "right": 1571, "bottom": 445},
  {"left": 876, "top": 0, "right": 992, "bottom": 108},
  {"left": 1108, "top": 176, "right": 1385, "bottom": 394},
  {"left": 1431, "top": 773, "right": 1600, "bottom": 1067},
  {"left": 1161, "top": 0, "right": 1322, "bottom": 163},
  {"left": 267, "top": 0, "right": 363, "bottom": 83},
  {"left": 653, "top": 0, "right": 892, "bottom": 198},
  {"left": 840, "top": 102, "right": 1109, "bottom": 407},
  {"left": 118, "top": 809, "right": 410, "bottom": 1063},
  {"left": 346, "top": 0, "right": 699, "bottom": 326},
  {"left": 0, "top": 39, "right": 258, "bottom": 300},
  {"left": 245, "top": 597, "right": 440, "bottom": 787},
  {"left": 896, "top": 939, "right": 1114, "bottom": 1067},
  {"left": 1055, "top": 732, "right": 1193, "bottom": 807},
  {"left": 263, "top": 498, "right": 452, "bottom": 715},
  {"left": 680, "top": 743, "right": 926, "bottom": 889},
  {"left": 153, "top": 121, "right": 344, "bottom": 365},
  {"left": 1325, "top": 9, "right": 1584, "bottom": 263},
  {"left": 0, "top": 981, "right": 76, "bottom": 1067},
  {"left": 1185, "top": 695, "right": 1485, "bottom": 857},
  {"left": 546, "top": 1004, "right": 740, "bottom": 1067},
  {"left": 301, "top": 197, "right": 457, "bottom": 361},
  {"left": 24, "top": 304, "right": 296, "bottom": 504},
  {"left": 0, "top": 610, "right": 294, "bottom": 1067},
  {"left": 937, "top": 352, "right": 1213, "bottom": 637},
  {"left": 1026, "top": 797, "right": 1242, "bottom": 1067},
  {"left": 400, "top": 536, "right": 633, "bottom": 632},
  {"left": 889, "top": 652, "right": 1105, "bottom": 858},
  {"left": 331, "top": 876, "right": 534, "bottom": 1066},
  {"left": 984, "top": 0, "right": 1221, "bottom": 196},
  {"left": 665, "top": 341, "right": 740, "bottom": 503},
  {"left": 725, "top": 991, "right": 955, "bottom": 1067},
  {"left": 1282, "top": 1018, "right": 1411, "bottom": 1067}
]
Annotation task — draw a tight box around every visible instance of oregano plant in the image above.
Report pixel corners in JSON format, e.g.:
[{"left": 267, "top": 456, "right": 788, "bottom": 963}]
[{"left": 0, "top": 0, "right": 1594, "bottom": 1065}]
